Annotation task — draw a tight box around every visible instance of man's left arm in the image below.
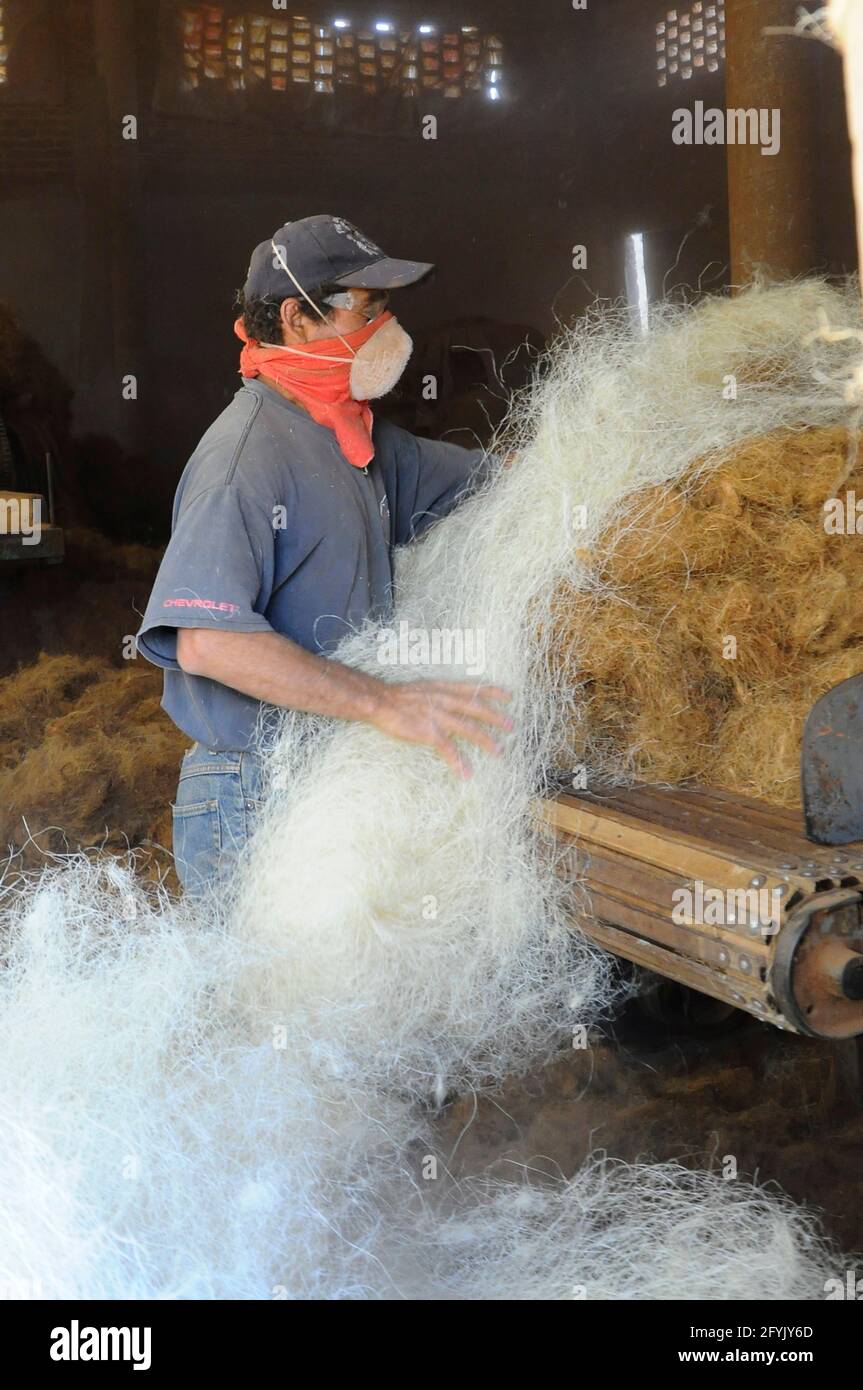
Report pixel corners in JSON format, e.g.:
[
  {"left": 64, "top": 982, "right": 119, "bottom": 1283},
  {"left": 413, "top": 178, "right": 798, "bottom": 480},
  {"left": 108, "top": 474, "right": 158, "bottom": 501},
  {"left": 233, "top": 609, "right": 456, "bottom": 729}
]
[{"left": 386, "top": 424, "right": 498, "bottom": 544}]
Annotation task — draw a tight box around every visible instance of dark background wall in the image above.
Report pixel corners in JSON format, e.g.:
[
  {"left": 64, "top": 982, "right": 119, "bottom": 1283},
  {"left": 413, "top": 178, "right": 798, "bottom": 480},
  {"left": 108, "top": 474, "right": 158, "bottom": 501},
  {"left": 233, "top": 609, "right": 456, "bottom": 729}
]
[{"left": 0, "top": 0, "right": 856, "bottom": 541}]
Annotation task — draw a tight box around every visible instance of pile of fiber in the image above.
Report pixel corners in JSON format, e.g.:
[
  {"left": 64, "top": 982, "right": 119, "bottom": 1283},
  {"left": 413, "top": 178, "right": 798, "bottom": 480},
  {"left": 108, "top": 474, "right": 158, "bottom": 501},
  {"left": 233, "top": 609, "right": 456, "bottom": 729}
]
[
  {"left": 0, "top": 530, "right": 185, "bottom": 872},
  {"left": 0, "top": 279, "right": 860, "bottom": 1300},
  {"left": 0, "top": 655, "right": 183, "bottom": 861},
  {"left": 552, "top": 422, "right": 863, "bottom": 802}
]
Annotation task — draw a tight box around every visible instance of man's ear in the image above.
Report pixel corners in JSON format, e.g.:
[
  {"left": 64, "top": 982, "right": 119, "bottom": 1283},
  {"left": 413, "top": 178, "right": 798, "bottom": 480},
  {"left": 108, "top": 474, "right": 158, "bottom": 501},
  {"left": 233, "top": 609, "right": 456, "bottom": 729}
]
[{"left": 279, "top": 297, "right": 306, "bottom": 341}]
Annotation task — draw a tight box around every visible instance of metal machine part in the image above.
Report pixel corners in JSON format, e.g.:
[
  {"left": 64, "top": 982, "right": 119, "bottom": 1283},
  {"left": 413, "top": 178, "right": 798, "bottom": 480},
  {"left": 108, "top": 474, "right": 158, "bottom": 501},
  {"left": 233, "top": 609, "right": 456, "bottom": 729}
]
[
  {"left": 802, "top": 675, "right": 863, "bottom": 846},
  {"left": 540, "top": 784, "right": 863, "bottom": 1041}
]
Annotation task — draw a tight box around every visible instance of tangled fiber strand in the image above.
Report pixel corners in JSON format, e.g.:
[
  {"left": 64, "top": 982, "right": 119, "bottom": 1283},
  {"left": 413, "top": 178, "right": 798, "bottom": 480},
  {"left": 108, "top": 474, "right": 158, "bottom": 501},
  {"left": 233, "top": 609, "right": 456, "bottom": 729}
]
[
  {"left": 410, "top": 1159, "right": 838, "bottom": 1300},
  {"left": 0, "top": 281, "right": 859, "bottom": 1299}
]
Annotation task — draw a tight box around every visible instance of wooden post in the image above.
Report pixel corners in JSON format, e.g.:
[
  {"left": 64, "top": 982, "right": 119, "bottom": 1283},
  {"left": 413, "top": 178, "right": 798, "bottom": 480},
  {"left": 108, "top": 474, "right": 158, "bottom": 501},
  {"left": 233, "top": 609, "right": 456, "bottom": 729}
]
[
  {"left": 725, "top": 0, "right": 820, "bottom": 284},
  {"left": 831, "top": 1, "right": 863, "bottom": 276},
  {"left": 829, "top": 1, "right": 863, "bottom": 404}
]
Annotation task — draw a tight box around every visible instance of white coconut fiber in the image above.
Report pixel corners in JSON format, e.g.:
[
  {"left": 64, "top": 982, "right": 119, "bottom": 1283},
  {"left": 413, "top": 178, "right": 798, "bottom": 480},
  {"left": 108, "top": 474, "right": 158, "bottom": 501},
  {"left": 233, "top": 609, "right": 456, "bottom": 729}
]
[{"left": 0, "top": 280, "right": 859, "bottom": 1300}]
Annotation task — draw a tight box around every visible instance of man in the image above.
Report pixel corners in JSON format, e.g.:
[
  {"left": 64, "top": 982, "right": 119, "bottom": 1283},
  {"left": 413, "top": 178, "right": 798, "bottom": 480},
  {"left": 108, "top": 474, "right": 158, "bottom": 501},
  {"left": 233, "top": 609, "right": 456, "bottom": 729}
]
[{"left": 137, "top": 215, "right": 511, "bottom": 896}]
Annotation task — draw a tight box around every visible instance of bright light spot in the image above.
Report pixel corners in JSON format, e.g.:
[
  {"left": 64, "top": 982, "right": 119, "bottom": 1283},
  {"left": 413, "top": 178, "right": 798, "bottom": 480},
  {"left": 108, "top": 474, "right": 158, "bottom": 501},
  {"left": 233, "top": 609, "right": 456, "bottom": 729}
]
[
  {"left": 626, "top": 232, "right": 650, "bottom": 336},
  {"left": 333, "top": 18, "right": 349, "bottom": 28},
  {"left": 419, "top": 24, "right": 434, "bottom": 34},
  {"left": 486, "top": 85, "right": 500, "bottom": 100},
  {"left": 375, "top": 20, "right": 393, "bottom": 31},
  {"left": 489, "top": 70, "right": 499, "bottom": 82}
]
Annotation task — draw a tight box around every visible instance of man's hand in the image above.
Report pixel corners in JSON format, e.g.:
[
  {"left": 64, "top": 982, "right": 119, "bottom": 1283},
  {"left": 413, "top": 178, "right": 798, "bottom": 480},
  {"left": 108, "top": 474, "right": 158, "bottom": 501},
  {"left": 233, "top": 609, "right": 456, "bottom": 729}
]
[{"left": 369, "top": 680, "right": 513, "bottom": 778}]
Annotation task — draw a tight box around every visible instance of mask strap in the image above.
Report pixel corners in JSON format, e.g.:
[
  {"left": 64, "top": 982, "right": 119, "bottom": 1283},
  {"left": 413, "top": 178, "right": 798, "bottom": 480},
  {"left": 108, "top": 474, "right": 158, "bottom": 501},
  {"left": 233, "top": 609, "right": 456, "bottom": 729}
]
[
  {"left": 271, "top": 239, "right": 356, "bottom": 356},
  {"left": 258, "top": 342, "right": 354, "bottom": 363}
]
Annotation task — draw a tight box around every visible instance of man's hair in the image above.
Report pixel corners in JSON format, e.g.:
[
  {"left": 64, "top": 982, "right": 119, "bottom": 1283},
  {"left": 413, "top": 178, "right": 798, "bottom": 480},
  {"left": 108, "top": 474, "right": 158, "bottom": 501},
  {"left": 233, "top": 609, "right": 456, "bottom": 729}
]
[{"left": 234, "top": 286, "right": 335, "bottom": 343}]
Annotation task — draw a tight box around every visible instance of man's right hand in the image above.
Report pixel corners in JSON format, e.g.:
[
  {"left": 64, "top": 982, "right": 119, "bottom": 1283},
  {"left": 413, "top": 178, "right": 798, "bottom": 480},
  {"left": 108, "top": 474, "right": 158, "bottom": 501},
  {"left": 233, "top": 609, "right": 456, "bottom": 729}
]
[{"left": 368, "top": 680, "right": 514, "bottom": 778}]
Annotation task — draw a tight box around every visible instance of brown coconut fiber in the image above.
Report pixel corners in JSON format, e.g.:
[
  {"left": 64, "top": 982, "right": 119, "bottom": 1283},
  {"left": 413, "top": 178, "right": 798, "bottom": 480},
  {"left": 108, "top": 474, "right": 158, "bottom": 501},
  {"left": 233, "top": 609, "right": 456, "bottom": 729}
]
[
  {"left": 0, "top": 531, "right": 186, "bottom": 875},
  {"left": 552, "top": 424, "right": 863, "bottom": 804}
]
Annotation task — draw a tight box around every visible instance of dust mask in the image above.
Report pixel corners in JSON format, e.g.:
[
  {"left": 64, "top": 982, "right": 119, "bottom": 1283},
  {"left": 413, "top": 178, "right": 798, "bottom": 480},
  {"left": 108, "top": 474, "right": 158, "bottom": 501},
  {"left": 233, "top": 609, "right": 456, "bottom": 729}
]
[{"left": 345, "top": 314, "right": 413, "bottom": 399}]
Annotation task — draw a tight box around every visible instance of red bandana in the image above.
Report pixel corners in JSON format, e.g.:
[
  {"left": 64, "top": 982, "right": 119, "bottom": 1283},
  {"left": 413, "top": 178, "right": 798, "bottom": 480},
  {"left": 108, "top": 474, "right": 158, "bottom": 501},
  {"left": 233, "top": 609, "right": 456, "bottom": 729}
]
[{"left": 235, "top": 313, "right": 394, "bottom": 469}]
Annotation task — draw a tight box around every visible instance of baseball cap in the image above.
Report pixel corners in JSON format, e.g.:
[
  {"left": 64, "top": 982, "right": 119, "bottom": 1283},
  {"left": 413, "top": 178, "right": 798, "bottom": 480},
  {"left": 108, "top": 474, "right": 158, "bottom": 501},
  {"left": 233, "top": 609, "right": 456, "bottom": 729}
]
[{"left": 243, "top": 214, "right": 434, "bottom": 301}]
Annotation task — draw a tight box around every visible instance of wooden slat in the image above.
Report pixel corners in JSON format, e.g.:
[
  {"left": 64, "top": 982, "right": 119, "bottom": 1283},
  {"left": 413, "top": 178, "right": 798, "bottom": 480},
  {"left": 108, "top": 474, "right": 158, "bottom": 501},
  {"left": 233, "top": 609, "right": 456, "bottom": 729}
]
[
  {"left": 600, "top": 789, "right": 795, "bottom": 861},
  {"left": 575, "top": 845, "right": 773, "bottom": 956},
  {"left": 563, "top": 835, "right": 749, "bottom": 928},
  {"left": 540, "top": 796, "right": 807, "bottom": 892},
  {"left": 580, "top": 918, "right": 786, "bottom": 1027},
  {"left": 679, "top": 785, "right": 807, "bottom": 830},
  {"left": 578, "top": 887, "right": 768, "bottom": 980},
  {"left": 606, "top": 785, "right": 802, "bottom": 841},
  {"left": 573, "top": 786, "right": 838, "bottom": 867},
  {"left": 650, "top": 787, "right": 838, "bottom": 858}
]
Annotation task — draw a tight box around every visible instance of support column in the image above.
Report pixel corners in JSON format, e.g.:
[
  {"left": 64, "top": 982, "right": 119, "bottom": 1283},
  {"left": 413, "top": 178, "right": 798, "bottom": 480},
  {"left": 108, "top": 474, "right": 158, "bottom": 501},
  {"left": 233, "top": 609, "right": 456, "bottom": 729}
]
[{"left": 725, "top": 0, "right": 820, "bottom": 283}]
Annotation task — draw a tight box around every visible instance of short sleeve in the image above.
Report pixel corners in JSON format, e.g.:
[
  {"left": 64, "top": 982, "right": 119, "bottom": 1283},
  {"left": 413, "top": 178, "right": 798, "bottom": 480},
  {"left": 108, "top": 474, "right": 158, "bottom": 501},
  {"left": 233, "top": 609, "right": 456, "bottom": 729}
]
[
  {"left": 137, "top": 484, "right": 276, "bottom": 670},
  {"left": 389, "top": 428, "right": 495, "bottom": 543}
]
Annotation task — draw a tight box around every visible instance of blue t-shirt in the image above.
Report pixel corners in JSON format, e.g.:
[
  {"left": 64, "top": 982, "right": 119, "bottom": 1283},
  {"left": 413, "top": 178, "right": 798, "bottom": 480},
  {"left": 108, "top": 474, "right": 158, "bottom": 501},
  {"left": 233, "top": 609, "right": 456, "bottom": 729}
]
[{"left": 137, "top": 378, "right": 489, "bottom": 750}]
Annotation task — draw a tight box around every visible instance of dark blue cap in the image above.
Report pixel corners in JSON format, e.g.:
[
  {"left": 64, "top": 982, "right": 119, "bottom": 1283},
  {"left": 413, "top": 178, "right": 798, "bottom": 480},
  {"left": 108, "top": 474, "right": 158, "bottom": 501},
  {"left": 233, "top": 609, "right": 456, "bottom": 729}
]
[{"left": 244, "top": 214, "right": 434, "bottom": 300}]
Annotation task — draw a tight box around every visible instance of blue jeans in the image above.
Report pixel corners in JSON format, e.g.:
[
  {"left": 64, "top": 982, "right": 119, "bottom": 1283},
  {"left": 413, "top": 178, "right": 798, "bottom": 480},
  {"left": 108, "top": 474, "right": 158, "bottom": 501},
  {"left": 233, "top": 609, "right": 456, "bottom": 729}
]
[{"left": 172, "top": 743, "right": 265, "bottom": 897}]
